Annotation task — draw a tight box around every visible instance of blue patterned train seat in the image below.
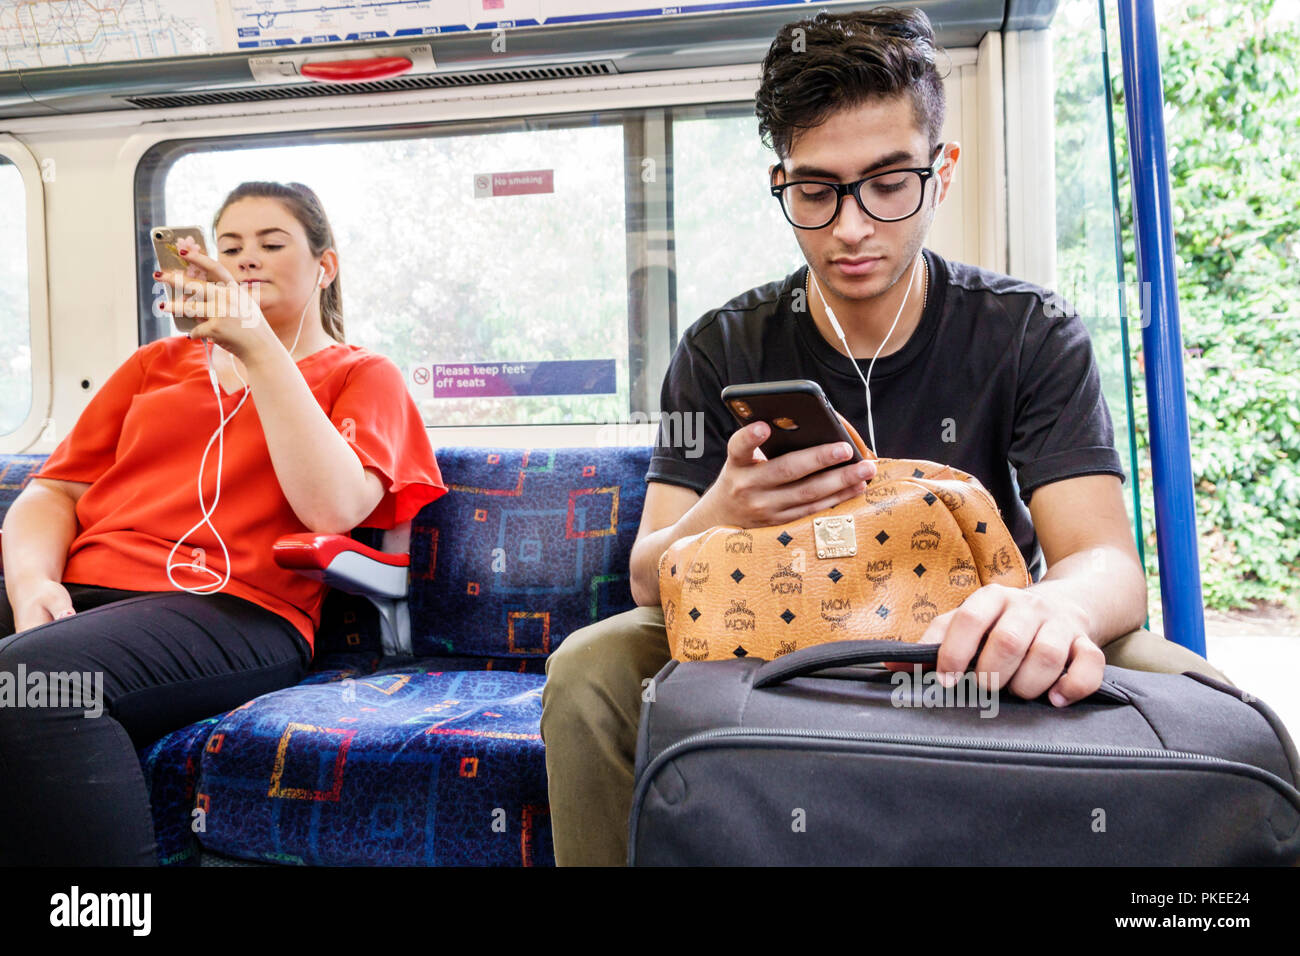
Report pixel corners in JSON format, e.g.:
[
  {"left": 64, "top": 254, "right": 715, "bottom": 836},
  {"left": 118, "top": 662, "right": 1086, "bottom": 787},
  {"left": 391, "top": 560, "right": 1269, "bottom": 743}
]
[
  {"left": 409, "top": 446, "right": 651, "bottom": 659},
  {"left": 196, "top": 665, "right": 551, "bottom": 866},
  {"left": 0, "top": 446, "right": 654, "bottom": 866}
]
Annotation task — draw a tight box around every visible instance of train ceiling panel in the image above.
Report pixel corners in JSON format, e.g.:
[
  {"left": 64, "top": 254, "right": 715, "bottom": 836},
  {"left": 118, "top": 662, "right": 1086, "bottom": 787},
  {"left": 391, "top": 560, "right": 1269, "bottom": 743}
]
[{"left": 0, "top": 0, "right": 1055, "bottom": 118}]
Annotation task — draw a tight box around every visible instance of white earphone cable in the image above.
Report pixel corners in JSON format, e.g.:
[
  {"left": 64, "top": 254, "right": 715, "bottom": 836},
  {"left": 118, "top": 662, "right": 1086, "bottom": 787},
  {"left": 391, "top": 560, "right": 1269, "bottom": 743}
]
[
  {"left": 166, "top": 266, "right": 324, "bottom": 595},
  {"left": 810, "top": 253, "right": 922, "bottom": 454}
]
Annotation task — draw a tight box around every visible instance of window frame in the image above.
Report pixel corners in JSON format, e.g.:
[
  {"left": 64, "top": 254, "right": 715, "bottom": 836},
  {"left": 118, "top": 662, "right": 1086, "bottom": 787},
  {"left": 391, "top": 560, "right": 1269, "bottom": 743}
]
[{"left": 0, "top": 134, "right": 52, "bottom": 453}]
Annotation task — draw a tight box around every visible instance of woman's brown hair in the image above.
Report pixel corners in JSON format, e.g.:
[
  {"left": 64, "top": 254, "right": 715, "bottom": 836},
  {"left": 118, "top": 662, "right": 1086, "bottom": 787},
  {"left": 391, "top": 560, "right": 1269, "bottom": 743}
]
[{"left": 212, "top": 181, "right": 344, "bottom": 343}]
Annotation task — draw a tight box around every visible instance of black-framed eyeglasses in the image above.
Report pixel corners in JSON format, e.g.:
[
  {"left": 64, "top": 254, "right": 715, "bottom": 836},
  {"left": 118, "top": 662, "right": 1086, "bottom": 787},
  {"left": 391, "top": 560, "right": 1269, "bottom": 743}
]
[{"left": 770, "top": 144, "right": 946, "bottom": 229}]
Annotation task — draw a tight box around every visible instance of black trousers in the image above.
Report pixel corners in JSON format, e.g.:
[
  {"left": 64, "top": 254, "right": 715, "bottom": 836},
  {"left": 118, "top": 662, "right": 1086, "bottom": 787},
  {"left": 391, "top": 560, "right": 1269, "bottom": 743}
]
[{"left": 0, "top": 581, "right": 311, "bottom": 866}]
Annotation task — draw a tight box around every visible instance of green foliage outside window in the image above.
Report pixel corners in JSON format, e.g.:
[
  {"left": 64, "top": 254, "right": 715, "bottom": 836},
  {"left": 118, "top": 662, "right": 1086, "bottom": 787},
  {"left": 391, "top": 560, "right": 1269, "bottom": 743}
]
[{"left": 1059, "top": 0, "right": 1300, "bottom": 619}]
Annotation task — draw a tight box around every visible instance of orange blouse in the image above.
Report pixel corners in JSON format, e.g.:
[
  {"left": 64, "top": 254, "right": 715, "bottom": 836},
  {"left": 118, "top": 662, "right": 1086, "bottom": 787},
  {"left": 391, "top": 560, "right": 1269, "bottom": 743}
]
[{"left": 32, "top": 337, "right": 447, "bottom": 653}]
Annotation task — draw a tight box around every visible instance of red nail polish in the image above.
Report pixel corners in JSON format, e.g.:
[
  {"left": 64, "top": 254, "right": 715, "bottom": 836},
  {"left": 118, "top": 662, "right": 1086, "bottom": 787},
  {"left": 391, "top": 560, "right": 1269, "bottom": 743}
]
[
  {"left": 178, "top": 249, "right": 188, "bottom": 256},
  {"left": 153, "top": 271, "right": 162, "bottom": 279}
]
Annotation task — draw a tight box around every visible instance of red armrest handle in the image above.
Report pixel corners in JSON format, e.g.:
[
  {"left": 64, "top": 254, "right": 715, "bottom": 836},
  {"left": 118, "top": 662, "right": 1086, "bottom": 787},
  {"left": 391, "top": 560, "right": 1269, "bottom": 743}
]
[{"left": 273, "top": 533, "right": 410, "bottom": 571}]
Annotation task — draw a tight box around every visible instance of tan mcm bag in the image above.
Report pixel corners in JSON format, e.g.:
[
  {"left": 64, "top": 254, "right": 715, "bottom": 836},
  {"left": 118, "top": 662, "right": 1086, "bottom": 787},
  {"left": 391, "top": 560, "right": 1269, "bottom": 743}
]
[{"left": 658, "top": 415, "right": 1030, "bottom": 662}]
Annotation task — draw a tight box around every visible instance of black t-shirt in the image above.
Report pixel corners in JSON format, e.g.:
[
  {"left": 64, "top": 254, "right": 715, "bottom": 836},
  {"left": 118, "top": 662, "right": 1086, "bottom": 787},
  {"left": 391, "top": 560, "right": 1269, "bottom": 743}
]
[{"left": 646, "top": 248, "right": 1126, "bottom": 583}]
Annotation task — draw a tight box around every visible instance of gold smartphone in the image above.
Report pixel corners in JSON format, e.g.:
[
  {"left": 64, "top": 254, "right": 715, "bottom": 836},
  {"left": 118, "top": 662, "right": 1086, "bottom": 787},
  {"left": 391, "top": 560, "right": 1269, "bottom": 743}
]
[{"left": 150, "top": 226, "right": 207, "bottom": 333}]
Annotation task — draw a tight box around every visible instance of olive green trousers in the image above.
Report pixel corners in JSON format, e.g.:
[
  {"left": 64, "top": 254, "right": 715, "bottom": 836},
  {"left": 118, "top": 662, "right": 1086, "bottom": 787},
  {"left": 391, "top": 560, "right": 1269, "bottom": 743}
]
[{"left": 540, "top": 605, "right": 1233, "bottom": 867}]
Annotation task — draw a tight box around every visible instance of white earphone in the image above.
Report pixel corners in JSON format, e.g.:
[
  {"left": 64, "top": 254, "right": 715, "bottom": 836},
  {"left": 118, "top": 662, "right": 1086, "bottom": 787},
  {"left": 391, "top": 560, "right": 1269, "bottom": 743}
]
[
  {"left": 168, "top": 262, "right": 328, "bottom": 595},
  {"left": 931, "top": 147, "right": 945, "bottom": 210},
  {"left": 810, "top": 253, "right": 923, "bottom": 456}
]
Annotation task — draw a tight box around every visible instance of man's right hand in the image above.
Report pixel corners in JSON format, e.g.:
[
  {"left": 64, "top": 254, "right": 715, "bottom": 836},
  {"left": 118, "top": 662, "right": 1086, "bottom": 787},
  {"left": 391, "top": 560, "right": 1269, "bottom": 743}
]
[
  {"left": 699, "top": 420, "right": 877, "bottom": 528},
  {"left": 13, "top": 579, "right": 76, "bottom": 633}
]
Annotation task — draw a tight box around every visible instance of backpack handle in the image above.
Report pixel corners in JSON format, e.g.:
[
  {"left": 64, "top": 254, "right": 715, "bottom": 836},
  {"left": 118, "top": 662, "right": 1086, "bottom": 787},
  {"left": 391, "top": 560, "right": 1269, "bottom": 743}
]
[{"left": 752, "top": 639, "right": 1130, "bottom": 705}]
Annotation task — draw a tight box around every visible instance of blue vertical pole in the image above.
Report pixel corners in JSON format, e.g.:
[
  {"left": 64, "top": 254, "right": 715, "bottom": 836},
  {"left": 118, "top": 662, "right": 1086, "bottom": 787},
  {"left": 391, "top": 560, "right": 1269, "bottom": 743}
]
[{"left": 1115, "top": 0, "right": 1206, "bottom": 655}]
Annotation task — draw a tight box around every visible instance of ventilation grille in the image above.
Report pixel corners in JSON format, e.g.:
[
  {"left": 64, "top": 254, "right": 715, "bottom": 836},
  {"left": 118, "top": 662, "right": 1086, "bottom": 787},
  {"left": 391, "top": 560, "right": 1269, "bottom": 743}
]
[{"left": 122, "top": 60, "right": 618, "bottom": 109}]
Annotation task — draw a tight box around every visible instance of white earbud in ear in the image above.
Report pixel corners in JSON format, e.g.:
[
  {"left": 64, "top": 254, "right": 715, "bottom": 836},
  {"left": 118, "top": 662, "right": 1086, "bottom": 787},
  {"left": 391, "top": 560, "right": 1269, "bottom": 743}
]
[
  {"left": 317, "top": 265, "right": 326, "bottom": 288},
  {"left": 931, "top": 150, "right": 943, "bottom": 211}
]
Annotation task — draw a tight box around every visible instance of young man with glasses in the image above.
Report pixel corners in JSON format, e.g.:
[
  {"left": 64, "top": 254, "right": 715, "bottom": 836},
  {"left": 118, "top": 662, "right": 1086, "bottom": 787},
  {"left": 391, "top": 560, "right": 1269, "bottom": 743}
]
[{"left": 541, "top": 7, "right": 1230, "bottom": 867}]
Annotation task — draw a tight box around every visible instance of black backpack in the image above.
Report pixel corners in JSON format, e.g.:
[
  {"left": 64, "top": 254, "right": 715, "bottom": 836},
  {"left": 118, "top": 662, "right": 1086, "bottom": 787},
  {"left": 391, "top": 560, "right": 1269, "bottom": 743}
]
[{"left": 630, "top": 640, "right": 1300, "bottom": 865}]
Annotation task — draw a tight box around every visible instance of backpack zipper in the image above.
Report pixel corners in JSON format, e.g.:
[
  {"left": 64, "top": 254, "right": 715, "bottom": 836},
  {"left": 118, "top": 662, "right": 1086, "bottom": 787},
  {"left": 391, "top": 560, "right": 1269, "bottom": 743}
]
[
  {"left": 661, "top": 725, "right": 1227, "bottom": 761},
  {"left": 636, "top": 725, "right": 1300, "bottom": 813}
]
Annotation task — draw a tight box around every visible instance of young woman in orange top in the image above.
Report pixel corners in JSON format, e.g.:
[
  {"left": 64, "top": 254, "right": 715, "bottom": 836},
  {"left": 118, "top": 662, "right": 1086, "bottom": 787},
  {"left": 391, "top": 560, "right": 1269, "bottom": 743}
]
[{"left": 0, "top": 181, "right": 446, "bottom": 865}]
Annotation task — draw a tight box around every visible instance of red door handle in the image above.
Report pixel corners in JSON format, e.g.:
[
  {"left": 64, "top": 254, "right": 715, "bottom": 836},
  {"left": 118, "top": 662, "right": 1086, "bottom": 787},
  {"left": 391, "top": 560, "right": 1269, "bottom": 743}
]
[{"left": 299, "top": 57, "right": 414, "bottom": 82}]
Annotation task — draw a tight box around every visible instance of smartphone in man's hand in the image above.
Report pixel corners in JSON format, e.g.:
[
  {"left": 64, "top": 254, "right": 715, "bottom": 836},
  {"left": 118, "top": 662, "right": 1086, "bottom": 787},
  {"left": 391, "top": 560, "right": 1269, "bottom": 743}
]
[{"left": 721, "top": 379, "right": 865, "bottom": 471}]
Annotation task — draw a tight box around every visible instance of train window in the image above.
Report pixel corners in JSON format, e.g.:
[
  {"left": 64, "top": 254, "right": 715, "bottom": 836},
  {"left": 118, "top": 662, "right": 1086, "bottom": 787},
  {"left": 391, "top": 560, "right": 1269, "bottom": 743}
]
[
  {"left": 137, "top": 115, "right": 648, "bottom": 428},
  {"left": 1051, "top": 0, "right": 1144, "bottom": 542},
  {"left": 672, "top": 104, "right": 803, "bottom": 337},
  {"left": 0, "top": 154, "right": 31, "bottom": 436}
]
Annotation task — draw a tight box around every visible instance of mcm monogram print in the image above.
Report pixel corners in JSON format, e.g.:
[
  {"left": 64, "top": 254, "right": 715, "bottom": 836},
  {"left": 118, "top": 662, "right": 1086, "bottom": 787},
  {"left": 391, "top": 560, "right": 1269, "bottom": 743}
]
[
  {"left": 864, "top": 484, "right": 899, "bottom": 514},
  {"left": 948, "top": 557, "right": 978, "bottom": 588},
  {"left": 769, "top": 561, "right": 803, "bottom": 595},
  {"left": 680, "top": 633, "right": 710, "bottom": 661},
  {"left": 724, "top": 529, "right": 754, "bottom": 554},
  {"left": 864, "top": 557, "right": 893, "bottom": 591},
  {"left": 724, "top": 598, "right": 757, "bottom": 631},
  {"left": 911, "top": 592, "right": 939, "bottom": 624},
  {"left": 683, "top": 559, "right": 710, "bottom": 592},
  {"left": 935, "top": 486, "right": 967, "bottom": 511},
  {"left": 984, "top": 545, "right": 1015, "bottom": 577},
  {"left": 819, "top": 596, "right": 852, "bottom": 630},
  {"left": 911, "top": 522, "right": 942, "bottom": 550}
]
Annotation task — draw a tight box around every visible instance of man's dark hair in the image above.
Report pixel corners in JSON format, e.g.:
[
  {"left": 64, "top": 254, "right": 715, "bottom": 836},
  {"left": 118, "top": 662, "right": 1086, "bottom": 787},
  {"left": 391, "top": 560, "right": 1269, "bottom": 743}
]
[{"left": 755, "top": 8, "right": 947, "bottom": 161}]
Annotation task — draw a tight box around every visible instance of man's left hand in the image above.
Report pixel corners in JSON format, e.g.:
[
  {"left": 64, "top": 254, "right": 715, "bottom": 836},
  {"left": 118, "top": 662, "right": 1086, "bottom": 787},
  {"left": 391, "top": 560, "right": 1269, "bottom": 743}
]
[{"left": 900, "top": 583, "right": 1105, "bottom": 707}]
